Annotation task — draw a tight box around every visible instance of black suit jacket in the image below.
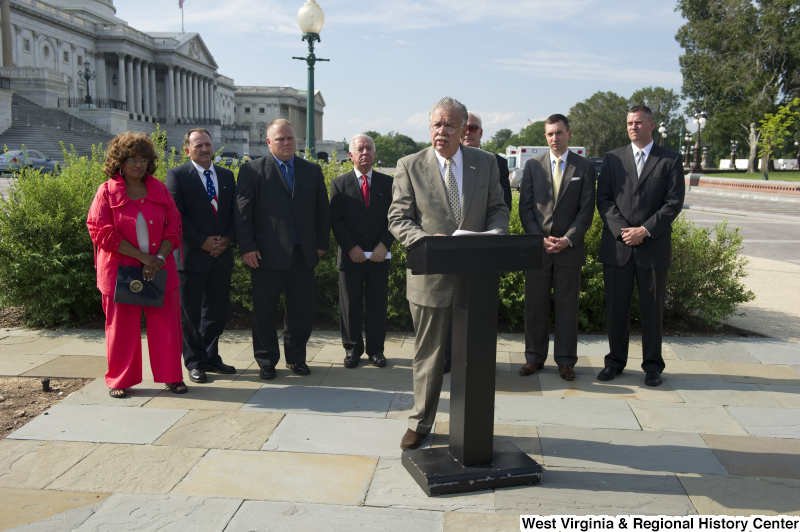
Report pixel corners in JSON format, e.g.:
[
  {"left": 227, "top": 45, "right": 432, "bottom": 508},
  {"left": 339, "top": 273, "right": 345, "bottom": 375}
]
[
  {"left": 329, "top": 170, "right": 395, "bottom": 270},
  {"left": 166, "top": 162, "right": 236, "bottom": 271},
  {"left": 519, "top": 150, "right": 595, "bottom": 268},
  {"left": 234, "top": 154, "right": 331, "bottom": 270},
  {"left": 597, "top": 144, "right": 685, "bottom": 269},
  {"left": 496, "top": 153, "right": 513, "bottom": 210}
]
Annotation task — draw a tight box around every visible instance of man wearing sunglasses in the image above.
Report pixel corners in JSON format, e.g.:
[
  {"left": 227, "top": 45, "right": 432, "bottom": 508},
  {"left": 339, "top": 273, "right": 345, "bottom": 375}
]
[
  {"left": 389, "top": 97, "right": 509, "bottom": 450},
  {"left": 462, "top": 112, "right": 512, "bottom": 210}
]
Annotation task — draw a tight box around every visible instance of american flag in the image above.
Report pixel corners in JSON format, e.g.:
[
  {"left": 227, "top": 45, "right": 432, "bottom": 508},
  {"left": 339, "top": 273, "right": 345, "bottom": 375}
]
[{"left": 179, "top": 0, "right": 184, "bottom": 8}]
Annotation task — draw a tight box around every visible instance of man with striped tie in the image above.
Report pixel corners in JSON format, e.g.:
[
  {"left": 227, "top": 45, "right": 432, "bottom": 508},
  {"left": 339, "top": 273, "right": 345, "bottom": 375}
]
[{"left": 166, "top": 128, "right": 238, "bottom": 384}]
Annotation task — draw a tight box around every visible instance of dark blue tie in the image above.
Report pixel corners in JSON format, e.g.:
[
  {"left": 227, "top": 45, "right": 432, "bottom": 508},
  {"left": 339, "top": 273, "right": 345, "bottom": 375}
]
[
  {"left": 280, "top": 162, "right": 294, "bottom": 192},
  {"left": 204, "top": 169, "right": 216, "bottom": 201}
]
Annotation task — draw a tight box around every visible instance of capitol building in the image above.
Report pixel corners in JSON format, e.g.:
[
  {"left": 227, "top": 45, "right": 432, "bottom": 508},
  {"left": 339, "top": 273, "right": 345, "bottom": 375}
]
[{"left": 0, "top": 0, "right": 343, "bottom": 159}]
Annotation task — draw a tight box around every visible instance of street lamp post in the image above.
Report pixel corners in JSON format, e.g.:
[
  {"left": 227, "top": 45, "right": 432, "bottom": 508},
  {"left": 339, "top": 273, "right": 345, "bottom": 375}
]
[
  {"left": 730, "top": 140, "right": 738, "bottom": 171},
  {"left": 795, "top": 141, "right": 799, "bottom": 169},
  {"left": 684, "top": 132, "right": 693, "bottom": 171},
  {"left": 658, "top": 121, "right": 667, "bottom": 146},
  {"left": 293, "top": 0, "right": 329, "bottom": 159},
  {"left": 691, "top": 110, "right": 707, "bottom": 174},
  {"left": 78, "top": 61, "right": 96, "bottom": 106}
]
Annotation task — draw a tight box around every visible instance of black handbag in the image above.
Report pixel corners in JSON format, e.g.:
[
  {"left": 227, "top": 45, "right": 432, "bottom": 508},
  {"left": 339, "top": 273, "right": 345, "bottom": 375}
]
[{"left": 113, "top": 265, "right": 168, "bottom": 307}]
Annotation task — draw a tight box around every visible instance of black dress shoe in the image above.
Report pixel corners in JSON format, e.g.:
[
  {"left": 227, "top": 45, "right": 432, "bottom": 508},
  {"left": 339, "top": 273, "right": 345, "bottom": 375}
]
[
  {"left": 204, "top": 361, "right": 236, "bottom": 374},
  {"left": 597, "top": 366, "right": 623, "bottom": 381},
  {"left": 343, "top": 351, "right": 359, "bottom": 369},
  {"left": 286, "top": 362, "right": 311, "bottom": 375},
  {"left": 645, "top": 371, "right": 662, "bottom": 386},
  {"left": 443, "top": 359, "right": 451, "bottom": 374},
  {"left": 400, "top": 428, "right": 426, "bottom": 450},
  {"left": 259, "top": 366, "right": 276, "bottom": 380},
  {"left": 189, "top": 368, "right": 207, "bottom": 383},
  {"left": 368, "top": 353, "right": 387, "bottom": 368}
]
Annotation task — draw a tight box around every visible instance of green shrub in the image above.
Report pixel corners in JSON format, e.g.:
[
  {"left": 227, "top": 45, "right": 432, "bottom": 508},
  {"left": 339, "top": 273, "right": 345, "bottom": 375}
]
[
  {"left": 0, "top": 141, "right": 757, "bottom": 333},
  {"left": 666, "top": 216, "right": 755, "bottom": 327}
]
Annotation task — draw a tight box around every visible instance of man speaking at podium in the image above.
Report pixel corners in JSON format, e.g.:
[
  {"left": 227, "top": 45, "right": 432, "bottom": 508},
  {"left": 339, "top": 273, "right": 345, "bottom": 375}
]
[{"left": 388, "top": 97, "right": 509, "bottom": 451}]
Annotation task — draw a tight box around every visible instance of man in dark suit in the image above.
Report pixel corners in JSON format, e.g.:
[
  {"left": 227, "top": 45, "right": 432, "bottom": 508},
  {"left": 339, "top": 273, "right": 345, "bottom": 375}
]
[
  {"left": 166, "top": 128, "right": 237, "bottom": 384},
  {"left": 389, "top": 97, "right": 509, "bottom": 450},
  {"left": 596, "top": 105, "right": 685, "bottom": 386},
  {"left": 329, "top": 134, "right": 395, "bottom": 369},
  {"left": 234, "top": 119, "right": 331, "bottom": 380},
  {"left": 518, "top": 114, "right": 595, "bottom": 381}
]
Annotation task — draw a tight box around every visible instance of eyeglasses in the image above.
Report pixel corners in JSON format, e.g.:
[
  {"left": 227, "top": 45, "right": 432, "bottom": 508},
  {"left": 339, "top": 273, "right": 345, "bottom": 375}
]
[
  {"left": 429, "top": 123, "right": 462, "bottom": 135},
  {"left": 125, "top": 158, "right": 150, "bottom": 165},
  {"left": 465, "top": 124, "right": 481, "bottom": 133}
]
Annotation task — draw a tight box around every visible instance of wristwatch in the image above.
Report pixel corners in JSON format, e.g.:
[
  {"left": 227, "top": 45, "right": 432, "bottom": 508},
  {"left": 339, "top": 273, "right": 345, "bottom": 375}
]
[{"left": 156, "top": 254, "right": 165, "bottom": 261}]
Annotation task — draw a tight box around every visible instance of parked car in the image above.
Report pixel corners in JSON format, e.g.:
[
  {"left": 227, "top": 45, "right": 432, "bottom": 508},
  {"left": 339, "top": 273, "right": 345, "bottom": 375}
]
[{"left": 0, "top": 149, "right": 59, "bottom": 176}]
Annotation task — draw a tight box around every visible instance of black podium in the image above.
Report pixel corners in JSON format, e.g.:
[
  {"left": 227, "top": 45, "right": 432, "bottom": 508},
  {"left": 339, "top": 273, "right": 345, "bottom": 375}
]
[{"left": 402, "top": 234, "right": 544, "bottom": 496}]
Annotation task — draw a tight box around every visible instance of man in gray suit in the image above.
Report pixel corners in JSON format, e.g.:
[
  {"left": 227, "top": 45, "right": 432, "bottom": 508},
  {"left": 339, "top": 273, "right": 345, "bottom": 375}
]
[
  {"left": 389, "top": 97, "right": 509, "bottom": 450},
  {"left": 518, "top": 114, "right": 595, "bottom": 381},
  {"left": 596, "top": 105, "right": 684, "bottom": 387}
]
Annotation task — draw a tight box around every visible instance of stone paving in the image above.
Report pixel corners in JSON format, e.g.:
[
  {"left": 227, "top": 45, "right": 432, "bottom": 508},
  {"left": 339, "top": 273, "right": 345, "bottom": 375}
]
[{"left": 1, "top": 325, "right": 799, "bottom": 531}]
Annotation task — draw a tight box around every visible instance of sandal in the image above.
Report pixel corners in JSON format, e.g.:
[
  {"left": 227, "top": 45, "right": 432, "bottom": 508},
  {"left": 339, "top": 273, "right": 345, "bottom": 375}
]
[
  {"left": 109, "top": 388, "right": 127, "bottom": 398},
  {"left": 166, "top": 381, "right": 188, "bottom": 394}
]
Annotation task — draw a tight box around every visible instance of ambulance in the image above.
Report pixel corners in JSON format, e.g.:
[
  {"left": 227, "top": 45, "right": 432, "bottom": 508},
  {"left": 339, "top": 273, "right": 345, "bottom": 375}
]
[{"left": 505, "top": 145, "right": 587, "bottom": 189}]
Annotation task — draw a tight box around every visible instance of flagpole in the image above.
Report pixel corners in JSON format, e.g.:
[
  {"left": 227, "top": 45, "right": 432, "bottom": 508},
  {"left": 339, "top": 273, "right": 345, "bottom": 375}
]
[{"left": 181, "top": 5, "right": 184, "bottom": 32}]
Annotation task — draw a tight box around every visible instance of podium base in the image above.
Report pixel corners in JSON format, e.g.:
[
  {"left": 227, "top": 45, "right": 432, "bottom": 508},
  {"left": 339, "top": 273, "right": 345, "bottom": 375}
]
[{"left": 401, "top": 443, "right": 542, "bottom": 496}]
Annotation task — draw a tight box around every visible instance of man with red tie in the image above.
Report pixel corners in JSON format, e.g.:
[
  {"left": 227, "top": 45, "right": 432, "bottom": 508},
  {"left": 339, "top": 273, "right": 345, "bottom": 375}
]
[
  {"left": 330, "top": 134, "right": 395, "bottom": 368},
  {"left": 166, "top": 128, "right": 237, "bottom": 384}
]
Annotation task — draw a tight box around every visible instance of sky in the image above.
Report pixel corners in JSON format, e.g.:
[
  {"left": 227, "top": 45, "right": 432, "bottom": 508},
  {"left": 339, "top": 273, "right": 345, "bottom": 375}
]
[{"left": 111, "top": 0, "right": 687, "bottom": 144}]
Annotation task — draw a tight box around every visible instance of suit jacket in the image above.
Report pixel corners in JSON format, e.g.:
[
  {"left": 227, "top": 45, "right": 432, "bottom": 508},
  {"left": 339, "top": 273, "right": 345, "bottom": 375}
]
[
  {"left": 496, "top": 153, "right": 513, "bottom": 210},
  {"left": 329, "top": 169, "right": 395, "bottom": 270},
  {"left": 519, "top": 150, "right": 596, "bottom": 267},
  {"left": 597, "top": 144, "right": 685, "bottom": 269},
  {"left": 388, "top": 145, "right": 510, "bottom": 308},
  {"left": 234, "top": 154, "right": 331, "bottom": 270},
  {"left": 166, "top": 162, "right": 236, "bottom": 272}
]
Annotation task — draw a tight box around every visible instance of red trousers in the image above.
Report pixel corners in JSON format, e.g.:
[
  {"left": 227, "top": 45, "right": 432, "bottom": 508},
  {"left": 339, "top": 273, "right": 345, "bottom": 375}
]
[{"left": 102, "top": 289, "right": 183, "bottom": 389}]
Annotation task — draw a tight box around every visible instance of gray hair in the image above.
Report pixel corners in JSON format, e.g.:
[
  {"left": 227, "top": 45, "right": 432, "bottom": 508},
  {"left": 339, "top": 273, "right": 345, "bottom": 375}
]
[
  {"left": 429, "top": 97, "right": 468, "bottom": 126},
  {"left": 467, "top": 111, "right": 482, "bottom": 129},
  {"left": 349, "top": 133, "right": 375, "bottom": 154}
]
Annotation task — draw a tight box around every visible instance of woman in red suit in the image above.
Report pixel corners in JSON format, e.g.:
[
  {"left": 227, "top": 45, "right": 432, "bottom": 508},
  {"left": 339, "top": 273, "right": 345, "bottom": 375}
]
[{"left": 87, "top": 132, "right": 186, "bottom": 398}]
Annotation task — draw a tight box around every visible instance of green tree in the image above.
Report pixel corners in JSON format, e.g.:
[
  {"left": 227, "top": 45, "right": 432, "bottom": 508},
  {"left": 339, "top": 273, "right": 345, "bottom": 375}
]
[
  {"left": 507, "top": 121, "right": 547, "bottom": 148},
  {"left": 363, "top": 131, "right": 424, "bottom": 166},
  {"left": 757, "top": 98, "right": 800, "bottom": 177},
  {"left": 676, "top": 0, "right": 800, "bottom": 172},
  {"left": 482, "top": 128, "right": 513, "bottom": 154},
  {"left": 568, "top": 91, "right": 630, "bottom": 157},
  {"left": 629, "top": 87, "right": 684, "bottom": 151}
]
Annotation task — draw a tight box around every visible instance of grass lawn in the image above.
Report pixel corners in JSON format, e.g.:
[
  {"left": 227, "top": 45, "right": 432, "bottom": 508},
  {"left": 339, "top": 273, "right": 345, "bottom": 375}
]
[{"left": 703, "top": 171, "right": 800, "bottom": 182}]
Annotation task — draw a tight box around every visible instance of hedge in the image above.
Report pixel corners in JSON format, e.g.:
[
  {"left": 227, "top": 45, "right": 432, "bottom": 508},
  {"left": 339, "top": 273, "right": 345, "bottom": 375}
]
[{"left": 0, "top": 130, "right": 754, "bottom": 330}]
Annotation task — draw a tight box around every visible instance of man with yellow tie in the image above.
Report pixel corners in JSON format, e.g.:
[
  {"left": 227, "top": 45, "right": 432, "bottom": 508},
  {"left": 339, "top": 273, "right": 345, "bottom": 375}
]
[{"left": 518, "top": 114, "right": 596, "bottom": 381}]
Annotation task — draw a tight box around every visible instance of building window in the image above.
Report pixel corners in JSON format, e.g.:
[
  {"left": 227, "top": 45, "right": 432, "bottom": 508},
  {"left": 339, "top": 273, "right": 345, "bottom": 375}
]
[
  {"left": 259, "top": 108, "right": 265, "bottom": 114},
  {"left": 63, "top": 50, "right": 69, "bottom": 63},
  {"left": 244, "top": 107, "right": 251, "bottom": 114},
  {"left": 43, "top": 45, "right": 50, "bottom": 58},
  {"left": 77, "top": 55, "right": 83, "bottom": 65},
  {"left": 23, "top": 39, "right": 31, "bottom": 53}
]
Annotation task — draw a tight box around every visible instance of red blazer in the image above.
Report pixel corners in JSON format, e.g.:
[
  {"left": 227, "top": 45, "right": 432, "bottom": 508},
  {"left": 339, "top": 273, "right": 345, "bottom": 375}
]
[{"left": 87, "top": 174, "right": 182, "bottom": 296}]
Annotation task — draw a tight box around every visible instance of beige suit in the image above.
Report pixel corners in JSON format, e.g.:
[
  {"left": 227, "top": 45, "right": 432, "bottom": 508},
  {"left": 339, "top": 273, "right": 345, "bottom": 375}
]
[{"left": 389, "top": 145, "right": 509, "bottom": 433}]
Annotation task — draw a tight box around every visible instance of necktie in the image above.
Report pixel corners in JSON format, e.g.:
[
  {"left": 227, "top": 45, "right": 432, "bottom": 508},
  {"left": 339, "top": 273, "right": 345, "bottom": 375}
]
[
  {"left": 444, "top": 158, "right": 461, "bottom": 224},
  {"left": 204, "top": 169, "right": 217, "bottom": 215},
  {"left": 361, "top": 175, "right": 370, "bottom": 209},
  {"left": 553, "top": 157, "right": 562, "bottom": 199},
  {"left": 280, "top": 162, "right": 294, "bottom": 192},
  {"left": 636, "top": 150, "right": 645, "bottom": 178}
]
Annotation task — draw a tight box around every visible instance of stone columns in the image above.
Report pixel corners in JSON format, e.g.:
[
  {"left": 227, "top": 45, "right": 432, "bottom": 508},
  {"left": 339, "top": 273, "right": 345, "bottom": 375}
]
[
  {"left": 126, "top": 58, "right": 134, "bottom": 113},
  {"left": 149, "top": 67, "right": 157, "bottom": 117},
  {"left": 117, "top": 54, "right": 126, "bottom": 103},
  {"left": 191, "top": 74, "right": 198, "bottom": 121},
  {"left": 95, "top": 54, "right": 107, "bottom": 100},
  {"left": 167, "top": 66, "right": 176, "bottom": 121},
  {"left": 180, "top": 70, "right": 187, "bottom": 120},
  {"left": 142, "top": 62, "right": 150, "bottom": 116}
]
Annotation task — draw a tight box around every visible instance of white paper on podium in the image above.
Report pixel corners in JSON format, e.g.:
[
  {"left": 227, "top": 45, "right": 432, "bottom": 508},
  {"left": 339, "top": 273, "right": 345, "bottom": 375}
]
[
  {"left": 451, "top": 228, "right": 502, "bottom": 236},
  {"left": 364, "top": 252, "right": 392, "bottom": 259}
]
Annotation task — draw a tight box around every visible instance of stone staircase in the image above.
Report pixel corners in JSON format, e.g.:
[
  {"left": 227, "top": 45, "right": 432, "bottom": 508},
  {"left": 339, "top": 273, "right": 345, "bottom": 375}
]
[{"left": 0, "top": 94, "right": 114, "bottom": 161}]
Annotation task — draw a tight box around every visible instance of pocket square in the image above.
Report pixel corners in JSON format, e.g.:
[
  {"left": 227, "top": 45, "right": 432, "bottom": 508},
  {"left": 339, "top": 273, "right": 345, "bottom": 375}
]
[{"left": 570, "top": 177, "right": 581, "bottom": 181}]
